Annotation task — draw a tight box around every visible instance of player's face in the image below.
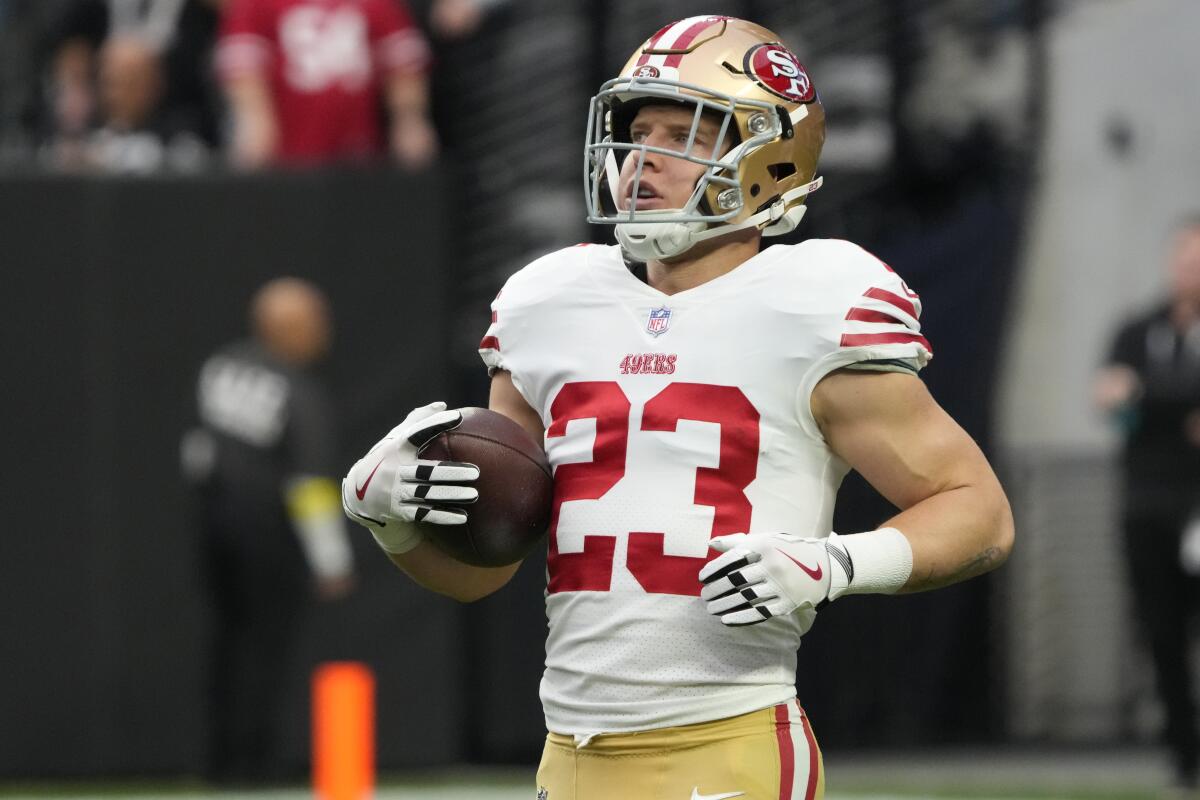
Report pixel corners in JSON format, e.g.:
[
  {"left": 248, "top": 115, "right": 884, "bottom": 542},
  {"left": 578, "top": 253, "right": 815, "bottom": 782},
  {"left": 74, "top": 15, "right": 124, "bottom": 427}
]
[{"left": 616, "top": 104, "right": 733, "bottom": 213}]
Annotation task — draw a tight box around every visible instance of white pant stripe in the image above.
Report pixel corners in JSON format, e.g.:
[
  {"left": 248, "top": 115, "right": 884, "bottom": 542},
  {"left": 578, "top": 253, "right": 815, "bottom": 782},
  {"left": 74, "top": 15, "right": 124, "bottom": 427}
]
[{"left": 788, "top": 701, "right": 814, "bottom": 800}]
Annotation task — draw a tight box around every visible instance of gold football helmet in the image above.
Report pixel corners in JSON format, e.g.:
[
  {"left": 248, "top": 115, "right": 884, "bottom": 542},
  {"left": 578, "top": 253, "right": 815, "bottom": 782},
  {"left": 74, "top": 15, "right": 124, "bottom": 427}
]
[{"left": 585, "top": 16, "right": 825, "bottom": 261}]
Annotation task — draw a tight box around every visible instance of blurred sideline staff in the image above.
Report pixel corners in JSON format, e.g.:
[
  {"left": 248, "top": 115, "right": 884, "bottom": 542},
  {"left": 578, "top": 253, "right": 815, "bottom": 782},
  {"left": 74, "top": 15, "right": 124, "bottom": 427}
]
[
  {"left": 1096, "top": 217, "right": 1200, "bottom": 794},
  {"left": 182, "top": 277, "right": 354, "bottom": 783},
  {"left": 215, "top": 0, "right": 436, "bottom": 169}
]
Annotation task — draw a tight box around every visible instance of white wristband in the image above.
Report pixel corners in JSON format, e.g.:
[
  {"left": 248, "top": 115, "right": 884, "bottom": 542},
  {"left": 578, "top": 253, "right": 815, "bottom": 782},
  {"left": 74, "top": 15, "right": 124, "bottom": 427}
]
[
  {"left": 369, "top": 521, "right": 424, "bottom": 555},
  {"left": 826, "top": 527, "right": 913, "bottom": 601}
]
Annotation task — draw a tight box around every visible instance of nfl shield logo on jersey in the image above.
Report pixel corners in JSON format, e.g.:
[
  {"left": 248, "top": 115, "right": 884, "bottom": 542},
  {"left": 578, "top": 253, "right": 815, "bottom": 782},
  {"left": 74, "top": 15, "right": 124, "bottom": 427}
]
[{"left": 646, "top": 306, "right": 672, "bottom": 337}]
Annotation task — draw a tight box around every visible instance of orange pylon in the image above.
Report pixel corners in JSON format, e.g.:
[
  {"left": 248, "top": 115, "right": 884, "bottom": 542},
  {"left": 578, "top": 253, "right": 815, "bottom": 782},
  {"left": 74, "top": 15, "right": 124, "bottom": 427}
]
[{"left": 313, "top": 661, "right": 375, "bottom": 800}]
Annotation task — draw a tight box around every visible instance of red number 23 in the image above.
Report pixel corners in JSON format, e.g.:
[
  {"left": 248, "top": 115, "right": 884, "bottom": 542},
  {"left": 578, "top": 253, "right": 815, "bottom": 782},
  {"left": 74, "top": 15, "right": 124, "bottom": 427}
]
[{"left": 545, "top": 382, "right": 760, "bottom": 597}]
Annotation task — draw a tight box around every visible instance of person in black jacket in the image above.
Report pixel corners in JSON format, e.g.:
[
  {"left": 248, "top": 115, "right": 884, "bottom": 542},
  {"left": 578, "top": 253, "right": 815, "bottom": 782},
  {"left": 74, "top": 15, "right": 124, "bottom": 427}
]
[
  {"left": 182, "top": 276, "right": 354, "bottom": 784},
  {"left": 1096, "top": 217, "right": 1200, "bottom": 794}
]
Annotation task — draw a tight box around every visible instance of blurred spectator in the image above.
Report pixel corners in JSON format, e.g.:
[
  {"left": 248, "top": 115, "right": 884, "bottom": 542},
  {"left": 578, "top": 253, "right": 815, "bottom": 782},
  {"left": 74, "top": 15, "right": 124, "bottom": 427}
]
[
  {"left": 902, "top": 2, "right": 1031, "bottom": 190},
  {"left": 427, "top": 0, "right": 505, "bottom": 40},
  {"left": 1095, "top": 217, "right": 1200, "bottom": 795},
  {"left": 181, "top": 277, "right": 355, "bottom": 784},
  {"left": 43, "top": 0, "right": 221, "bottom": 151},
  {"left": 215, "top": 0, "right": 435, "bottom": 169},
  {"left": 51, "top": 32, "right": 210, "bottom": 172}
]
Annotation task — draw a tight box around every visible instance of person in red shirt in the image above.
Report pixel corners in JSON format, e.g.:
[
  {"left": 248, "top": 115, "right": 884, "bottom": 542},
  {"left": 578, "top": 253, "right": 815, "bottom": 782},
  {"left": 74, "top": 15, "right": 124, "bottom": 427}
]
[{"left": 216, "top": 0, "right": 435, "bottom": 168}]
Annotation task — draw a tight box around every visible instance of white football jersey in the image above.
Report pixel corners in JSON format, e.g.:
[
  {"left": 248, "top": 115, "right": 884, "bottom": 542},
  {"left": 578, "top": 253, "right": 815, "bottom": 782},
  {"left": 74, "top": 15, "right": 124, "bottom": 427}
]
[{"left": 479, "top": 240, "right": 931, "bottom": 735}]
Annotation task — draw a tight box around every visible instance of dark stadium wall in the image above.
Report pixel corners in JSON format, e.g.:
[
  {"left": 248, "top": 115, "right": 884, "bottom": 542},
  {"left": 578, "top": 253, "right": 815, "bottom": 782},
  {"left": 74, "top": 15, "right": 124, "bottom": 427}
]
[{"left": 0, "top": 171, "right": 472, "bottom": 777}]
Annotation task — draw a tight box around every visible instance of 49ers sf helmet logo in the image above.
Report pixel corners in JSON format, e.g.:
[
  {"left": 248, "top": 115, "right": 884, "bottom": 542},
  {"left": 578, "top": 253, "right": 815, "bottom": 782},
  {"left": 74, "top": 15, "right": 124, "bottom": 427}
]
[{"left": 744, "top": 43, "right": 815, "bottom": 103}]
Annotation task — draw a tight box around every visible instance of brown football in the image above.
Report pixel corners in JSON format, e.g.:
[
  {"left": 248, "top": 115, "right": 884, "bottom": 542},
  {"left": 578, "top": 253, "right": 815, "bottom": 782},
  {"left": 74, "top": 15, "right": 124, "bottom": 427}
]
[{"left": 417, "top": 407, "right": 553, "bottom": 567}]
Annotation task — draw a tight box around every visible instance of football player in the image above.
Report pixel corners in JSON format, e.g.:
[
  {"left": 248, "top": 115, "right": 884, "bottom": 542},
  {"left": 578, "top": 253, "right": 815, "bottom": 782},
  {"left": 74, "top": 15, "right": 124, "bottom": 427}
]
[{"left": 343, "top": 17, "right": 1014, "bottom": 799}]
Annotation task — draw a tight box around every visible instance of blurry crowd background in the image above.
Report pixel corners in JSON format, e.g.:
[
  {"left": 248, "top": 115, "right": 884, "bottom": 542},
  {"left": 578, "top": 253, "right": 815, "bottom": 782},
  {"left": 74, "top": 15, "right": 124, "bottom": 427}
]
[
  {"left": 3, "top": 0, "right": 1200, "bottom": 789},
  {"left": 0, "top": 0, "right": 1041, "bottom": 355},
  {"left": 0, "top": 0, "right": 1044, "bottom": 389}
]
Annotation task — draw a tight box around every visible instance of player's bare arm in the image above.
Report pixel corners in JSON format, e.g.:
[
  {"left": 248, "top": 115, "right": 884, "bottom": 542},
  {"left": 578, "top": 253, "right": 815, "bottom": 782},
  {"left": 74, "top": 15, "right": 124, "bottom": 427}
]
[
  {"left": 812, "top": 369, "right": 1014, "bottom": 592},
  {"left": 701, "top": 366, "right": 1013, "bottom": 625},
  {"left": 385, "top": 540, "right": 520, "bottom": 603},
  {"left": 488, "top": 370, "right": 545, "bottom": 443}
]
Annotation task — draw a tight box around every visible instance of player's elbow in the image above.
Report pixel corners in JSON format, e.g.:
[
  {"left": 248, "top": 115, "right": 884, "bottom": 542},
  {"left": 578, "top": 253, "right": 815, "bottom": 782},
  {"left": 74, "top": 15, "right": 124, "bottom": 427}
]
[
  {"left": 960, "top": 470, "right": 1015, "bottom": 573},
  {"left": 986, "top": 486, "right": 1016, "bottom": 569}
]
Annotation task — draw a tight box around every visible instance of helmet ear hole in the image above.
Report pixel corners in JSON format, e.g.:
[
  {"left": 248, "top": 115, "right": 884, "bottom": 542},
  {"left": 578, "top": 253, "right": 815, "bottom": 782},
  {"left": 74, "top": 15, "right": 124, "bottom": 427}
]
[
  {"left": 768, "top": 163, "right": 796, "bottom": 182},
  {"left": 749, "top": 184, "right": 760, "bottom": 197}
]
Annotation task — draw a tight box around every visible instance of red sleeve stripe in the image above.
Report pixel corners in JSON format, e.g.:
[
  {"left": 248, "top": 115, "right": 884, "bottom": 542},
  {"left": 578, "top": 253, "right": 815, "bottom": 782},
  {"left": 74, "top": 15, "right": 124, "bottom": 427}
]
[
  {"left": 840, "top": 331, "right": 932, "bottom": 352},
  {"left": 845, "top": 307, "right": 904, "bottom": 325},
  {"left": 479, "top": 336, "right": 500, "bottom": 352},
  {"left": 863, "top": 287, "right": 919, "bottom": 320},
  {"left": 491, "top": 310, "right": 498, "bottom": 323}
]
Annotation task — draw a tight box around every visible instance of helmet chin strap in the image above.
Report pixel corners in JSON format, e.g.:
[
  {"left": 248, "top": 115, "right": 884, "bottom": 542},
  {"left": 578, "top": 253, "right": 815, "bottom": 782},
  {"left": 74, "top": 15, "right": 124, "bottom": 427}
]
[
  {"left": 616, "top": 220, "right": 707, "bottom": 261},
  {"left": 616, "top": 176, "right": 823, "bottom": 261}
]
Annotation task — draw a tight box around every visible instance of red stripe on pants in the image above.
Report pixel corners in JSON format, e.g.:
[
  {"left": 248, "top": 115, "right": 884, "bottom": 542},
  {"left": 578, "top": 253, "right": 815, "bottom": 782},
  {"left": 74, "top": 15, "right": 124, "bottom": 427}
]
[{"left": 774, "top": 703, "right": 794, "bottom": 800}]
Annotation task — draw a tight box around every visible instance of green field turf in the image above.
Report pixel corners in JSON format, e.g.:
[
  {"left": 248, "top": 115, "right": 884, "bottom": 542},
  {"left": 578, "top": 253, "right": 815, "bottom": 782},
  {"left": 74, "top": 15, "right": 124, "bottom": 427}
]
[
  {"left": 0, "top": 780, "right": 1165, "bottom": 800},
  {"left": 0, "top": 789, "right": 1166, "bottom": 800},
  {"left": 0, "top": 750, "right": 1172, "bottom": 800}
]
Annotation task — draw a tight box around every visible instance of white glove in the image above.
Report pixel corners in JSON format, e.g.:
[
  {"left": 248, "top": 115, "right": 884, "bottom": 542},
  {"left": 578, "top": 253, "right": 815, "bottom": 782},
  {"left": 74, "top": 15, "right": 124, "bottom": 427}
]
[
  {"left": 698, "top": 532, "right": 853, "bottom": 627},
  {"left": 341, "top": 402, "right": 479, "bottom": 554}
]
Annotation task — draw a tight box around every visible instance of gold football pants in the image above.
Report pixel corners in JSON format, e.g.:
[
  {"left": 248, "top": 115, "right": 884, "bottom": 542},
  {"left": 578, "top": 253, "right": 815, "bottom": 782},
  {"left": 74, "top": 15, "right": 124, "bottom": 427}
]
[{"left": 536, "top": 700, "right": 823, "bottom": 800}]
